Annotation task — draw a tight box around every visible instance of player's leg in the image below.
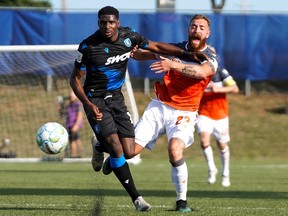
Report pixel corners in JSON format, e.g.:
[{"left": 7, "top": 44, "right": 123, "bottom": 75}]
[
  {"left": 103, "top": 99, "right": 162, "bottom": 175},
  {"left": 102, "top": 138, "right": 144, "bottom": 175},
  {"left": 214, "top": 117, "right": 231, "bottom": 187},
  {"left": 199, "top": 132, "right": 218, "bottom": 183},
  {"left": 106, "top": 134, "right": 151, "bottom": 211},
  {"left": 69, "top": 130, "right": 79, "bottom": 158},
  {"left": 70, "top": 140, "right": 77, "bottom": 157},
  {"left": 76, "top": 138, "right": 82, "bottom": 158},
  {"left": 86, "top": 96, "right": 108, "bottom": 171},
  {"left": 121, "top": 137, "right": 144, "bottom": 159},
  {"left": 216, "top": 141, "right": 230, "bottom": 187},
  {"left": 65, "top": 129, "right": 73, "bottom": 158},
  {"left": 90, "top": 130, "right": 105, "bottom": 172},
  {"left": 197, "top": 115, "right": 218, "bottom": 184},
  {"left": 168, "top": 138, "right": 191, "bottom": 212},
  {"left": 166, "top": 108, "right": 197, "bottom": 212},
  {"left": 101, "top": 92, "right": 151, "bottom": 211}
]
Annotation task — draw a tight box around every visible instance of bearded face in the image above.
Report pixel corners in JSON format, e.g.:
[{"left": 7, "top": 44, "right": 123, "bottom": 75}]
[{"left": 187, "top": 18, "right": 210, "bottom": 51}]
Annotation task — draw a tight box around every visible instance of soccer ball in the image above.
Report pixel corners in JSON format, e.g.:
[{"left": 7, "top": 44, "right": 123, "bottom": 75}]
[{"left": 36, "top": 122, "right": 69, "bottom": 154}]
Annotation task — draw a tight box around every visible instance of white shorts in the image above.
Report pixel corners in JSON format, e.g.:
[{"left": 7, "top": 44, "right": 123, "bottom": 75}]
[
  {"left": 135, "top": 99, "right": 197, "bottom": 150},
  {"left": 196, "top": 115, "right": 230, "bottom": 143}
]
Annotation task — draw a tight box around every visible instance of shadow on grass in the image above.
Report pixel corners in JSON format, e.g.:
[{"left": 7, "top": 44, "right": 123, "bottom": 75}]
[
  {"left": 265, "top": 106, "right": 287, "bottom": 114},
  {"left": 0, "top": 188, "right": 287, "bottom": 199}
]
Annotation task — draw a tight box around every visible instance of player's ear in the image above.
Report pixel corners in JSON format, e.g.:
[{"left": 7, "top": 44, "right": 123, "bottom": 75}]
[{"left": 206, "top": 31, "right": 210, "bottom": 39}]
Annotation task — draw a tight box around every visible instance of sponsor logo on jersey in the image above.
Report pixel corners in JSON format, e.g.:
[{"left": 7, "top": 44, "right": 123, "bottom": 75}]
[
  {"left": 124, "top": 38, "right": 132, "bottom": 47},
  {"left": 105, "top": 51, "right": 130, "bottom": 65},
  {"left": 76, "top": 51, "right": 83, "bottom": 63},
  {"left": 104, "top": 47, "right": 109, "bottom": 53}
]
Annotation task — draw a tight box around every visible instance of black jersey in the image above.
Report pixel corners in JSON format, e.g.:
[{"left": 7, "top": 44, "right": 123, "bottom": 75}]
[{"left": 74, "top": 27, "right": 149, "bottom": 96}]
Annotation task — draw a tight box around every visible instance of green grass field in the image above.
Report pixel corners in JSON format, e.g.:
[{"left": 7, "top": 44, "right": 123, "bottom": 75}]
[
  {"left": 1, "top": 82, "right": 288, "bottom": 215},
  {"left": 0, "top": 159, "right": 287, "bottom": 216}
]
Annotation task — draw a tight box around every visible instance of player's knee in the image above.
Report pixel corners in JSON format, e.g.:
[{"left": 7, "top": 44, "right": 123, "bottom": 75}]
[
  {"left": 124, "top": 151, "right": 135, "bottom": 159},
  {"left": 201, "top": 142, "right": 210, "bottom": 149},
  {"left": 170, "top": 158, "right": 184, "bottom": 167}
]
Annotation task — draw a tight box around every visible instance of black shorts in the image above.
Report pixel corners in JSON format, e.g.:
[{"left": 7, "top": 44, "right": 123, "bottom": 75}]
[
  {"left": 68, "top": 129, "right": 79, "bottom": 141},
  {"left": 86, "top": 90, "right": 135, "bottom": 141}
]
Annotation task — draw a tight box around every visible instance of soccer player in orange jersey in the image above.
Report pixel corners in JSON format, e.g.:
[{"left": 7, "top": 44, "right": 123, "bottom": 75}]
[
  {"left": 197, "top": 46, "right": 239, "bottom": 187},
  {"left": 104, "top": 14, "right": 219, "bottom": 212}
]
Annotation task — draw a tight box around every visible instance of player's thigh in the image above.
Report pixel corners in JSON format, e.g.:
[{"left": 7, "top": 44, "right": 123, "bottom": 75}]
[
  {"left": 87, "top": 97, "right": 117, "bottom": 137},
  {"left": 196, "top": 115, "right": 214, "bottom": 134},
  {"left": 166, "top": 108, "right": 197, "bottom": 148},
  {"left": 213, "top": 117, "right": 230, "bottom": 143},
  {"left": 198, "top": 131, "right": 212, "bottom": 146},
  {"left": 135, "top": 100, "right": 164, "bottom": 150},
  {"left": 111, "top": 92, "right": 135, "bottom": 138}
]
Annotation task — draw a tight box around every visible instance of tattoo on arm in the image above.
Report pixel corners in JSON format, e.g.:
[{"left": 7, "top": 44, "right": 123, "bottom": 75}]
[
  {"left": 181, "top": 66, "right": 199, "bottom": 78},
  {"left": 180, "top": 59, "right": 216, "bottom": 79}
]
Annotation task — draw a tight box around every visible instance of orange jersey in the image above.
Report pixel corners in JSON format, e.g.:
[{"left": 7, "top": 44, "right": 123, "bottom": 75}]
[
  {"left": 198, "top": 67, "right": 236, "bottom": 120},
  {"left": 155, "top": 69, "right": 213, "bottom": 111},
  {"left": 198, "top": 91, "right": 228, "bottom": 119},
  {"left": 154, "top": 43, "right": 219, "bottom": 112}
]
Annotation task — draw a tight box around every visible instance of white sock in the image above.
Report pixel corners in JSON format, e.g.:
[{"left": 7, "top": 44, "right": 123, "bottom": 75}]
[
  {"left": 220, "top": 146, "right": 230, "bottom": 177},
  {"left": 171, "top": 162, "right": 188, "bottom": 201},
  {"left": 203, "top": 146, "right": 217, "bottom": 172}
]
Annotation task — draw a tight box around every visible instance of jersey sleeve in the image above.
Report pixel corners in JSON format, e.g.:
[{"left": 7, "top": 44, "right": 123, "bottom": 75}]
[
  {"left": 74, "top": 42, "right": 89, "bottom": 69},
  {"left": 220, "top": 68, "right": 237, "bottom": 86},
  {"left": 129, "top": 28, "right": 149, "bottom": 49},
  {"left": 203, "top": 48, "right": 220, "bottom": 73}
]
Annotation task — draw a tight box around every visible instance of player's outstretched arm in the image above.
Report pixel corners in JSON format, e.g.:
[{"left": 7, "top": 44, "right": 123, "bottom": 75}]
[
  {"left": 150, "top": 56, "right": 218, "bottom": 79},
  {"left": 147, "top": 40, "right": 186, "bottom": 57},
  {"left": 131, "top": 47, "right": 156, "bottom": 61}
]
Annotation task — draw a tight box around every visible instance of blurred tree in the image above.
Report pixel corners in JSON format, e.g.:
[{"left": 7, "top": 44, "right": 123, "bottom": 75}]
[
  {"left": 0, "top": 0, "right": 51, "bottom": 7},
  {"left": 210, "top": 0, "right": 226, "bottom": 13}
]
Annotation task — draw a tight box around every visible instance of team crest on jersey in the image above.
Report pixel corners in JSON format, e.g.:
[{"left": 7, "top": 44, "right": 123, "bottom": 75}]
[
  {"left": 104, "top": 47, "right": 109, "bottom": 53},
  {"left": 124, "top": 38, "right": 132, "bottom": 47},
  {"left": 76, "top": 51, "right": 83, "bottom": 63}
]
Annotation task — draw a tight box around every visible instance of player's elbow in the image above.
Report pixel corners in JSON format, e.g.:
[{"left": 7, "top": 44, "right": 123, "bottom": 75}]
[
  {"left": 233, "top": 86, "right": 240, "bottom": 93},
  {"left": 197, "top": 70, "right": 214, "bottom": 79}
]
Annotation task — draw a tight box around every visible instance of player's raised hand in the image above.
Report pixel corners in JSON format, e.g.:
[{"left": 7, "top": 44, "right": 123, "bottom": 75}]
[
  {"left": 149, "top": 56, "right": 173, "bottom": 73},
  {"left": 130, "top": 45, "right": 139, "bottom": 58}
]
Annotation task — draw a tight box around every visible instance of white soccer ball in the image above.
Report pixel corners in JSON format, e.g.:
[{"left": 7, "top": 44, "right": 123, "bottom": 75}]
[{"left": 36, "top": 122, "right": 69, "bottom": 154}]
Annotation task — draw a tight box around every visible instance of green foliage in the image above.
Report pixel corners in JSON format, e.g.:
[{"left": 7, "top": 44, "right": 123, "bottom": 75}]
[{"left": 0, "top": 0, "right": 51, "bottom": 7}]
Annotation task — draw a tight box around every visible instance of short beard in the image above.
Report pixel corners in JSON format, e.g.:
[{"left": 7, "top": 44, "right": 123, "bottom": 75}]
[{"left": 188, "top": 37, "right": 207, "bottom": 51}]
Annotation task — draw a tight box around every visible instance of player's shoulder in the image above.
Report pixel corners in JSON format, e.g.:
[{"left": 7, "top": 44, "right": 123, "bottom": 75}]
[
  {"left": 212, "top": 66, "right": 233, "bottom": 82},
  {"left": 219, "top": 67, "right": 231, "bottom": 76},
  {"left": 78, "top": 31, "right": 103, "bottom": 52},
  {"left": 203, "top": 46, "right": 219, "bottom": 59},
  {"left": 119, "top": 26, "right": 138, "bottom": 36}
]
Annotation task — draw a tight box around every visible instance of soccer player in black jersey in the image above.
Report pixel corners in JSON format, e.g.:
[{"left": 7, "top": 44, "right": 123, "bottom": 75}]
[{"left": 70, "top": 6, "right": 194, "bottom": 212}]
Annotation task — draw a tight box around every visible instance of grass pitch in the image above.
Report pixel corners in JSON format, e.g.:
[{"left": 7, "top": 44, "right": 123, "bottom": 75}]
[{"left": 0, "top": 159, "right": 287, "bottom": 216}]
